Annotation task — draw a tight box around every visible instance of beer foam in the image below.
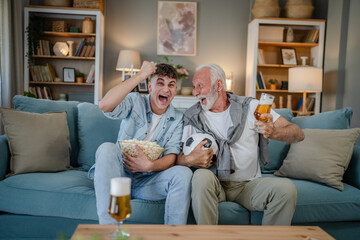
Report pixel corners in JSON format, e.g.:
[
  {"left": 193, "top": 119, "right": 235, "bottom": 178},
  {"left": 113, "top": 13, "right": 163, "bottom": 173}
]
[
  {"left": 259, "top": 98, "right": 274, "bottom": 105},
  {"left": 110, "top": 177, "right": 131, "bottom": 196}
]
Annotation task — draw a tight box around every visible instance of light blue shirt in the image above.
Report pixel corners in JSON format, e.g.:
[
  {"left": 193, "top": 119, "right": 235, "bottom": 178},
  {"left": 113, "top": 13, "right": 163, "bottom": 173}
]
[{"left": 103, "top": 92, "right": 184, "bottom": 157}]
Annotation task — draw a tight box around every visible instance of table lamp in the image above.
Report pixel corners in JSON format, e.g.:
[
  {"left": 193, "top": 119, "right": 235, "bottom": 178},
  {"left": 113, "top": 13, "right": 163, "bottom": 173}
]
[
  {"left": 288, "top": 67, "right": 322, "bottom": 113},
  {"left": 116, "top": 50, "right": 141, "bottom": 81},
  {"left": 226, "top": 72, "right": 233, "bottom": 92}
]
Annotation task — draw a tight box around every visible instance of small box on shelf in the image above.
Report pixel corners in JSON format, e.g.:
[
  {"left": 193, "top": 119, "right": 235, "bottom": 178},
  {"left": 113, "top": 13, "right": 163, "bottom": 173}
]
[{"left": 259, "top": 26, "right": 284, "bottom": 42}]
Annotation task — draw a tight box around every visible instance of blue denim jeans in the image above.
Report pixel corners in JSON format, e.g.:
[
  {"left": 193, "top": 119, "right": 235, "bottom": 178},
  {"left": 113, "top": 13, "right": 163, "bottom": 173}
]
[{"left": 90, "top": 142, "right": 193, "bottom": 225}]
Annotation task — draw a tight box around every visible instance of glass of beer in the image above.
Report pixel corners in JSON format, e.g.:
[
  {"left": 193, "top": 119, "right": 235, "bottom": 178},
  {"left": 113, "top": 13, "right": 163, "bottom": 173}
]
[
  {"left": 108, "top": 177, "right": 132, "bottom": 239},
  {"left": 253, "top": 93, "right": 275, "bottom": 132}
]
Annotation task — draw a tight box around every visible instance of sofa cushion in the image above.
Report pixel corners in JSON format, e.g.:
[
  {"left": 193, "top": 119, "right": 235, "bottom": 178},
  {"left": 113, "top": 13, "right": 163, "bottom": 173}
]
[
  {"left": 0, "top": 108, "right": 71, "bottom": 175},
  {"left": 13, "top": 95, "right": 80, "bottom": 167},
  {"left": 291, "top": 107, "right": 353, "bottom": 129},
  {"left": 275, "top": 128, "right": 360, "bottom": 190},
  {"left": 0, "top": 170, "right": 97, "bottom": 220},
  {"left": 261, "top": 108, "right": 293, "bottom": 173},
  {"left": 77, "top": 103, "right": 121, "bottom": 170},
  {"left": 250, "top": 174, "right": 360, "bottom": 224}
]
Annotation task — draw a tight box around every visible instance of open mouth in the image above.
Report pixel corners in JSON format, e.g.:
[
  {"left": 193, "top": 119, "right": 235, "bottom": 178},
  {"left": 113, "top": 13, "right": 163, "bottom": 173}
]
[
  {"left": 158, "top": 95, "right": 169, "bottom": 104},
  {"left": 200, "top": 98, "right": 207, "bottom": 105}
]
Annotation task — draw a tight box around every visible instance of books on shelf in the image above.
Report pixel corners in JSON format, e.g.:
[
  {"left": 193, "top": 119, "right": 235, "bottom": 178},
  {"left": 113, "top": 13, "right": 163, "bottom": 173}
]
[
  {"left": 306, "top": 97, "right": 315, "bottom": 111},
  {"left": 29, "top": 63, "right": 57, "bottom": 82},
  {"left": 296, "top": 97, "right": 315, "bottom": 112},
  {"left": 86, "top": 64, "right": 95, "bottom": 83},
  {"left": 303, "top": 29, "right": 319, "bottom": 43},
  {"left": 257, "top": 49, "right": 266, "bottom": 65},
  {"left": 29, "top": 86, "right": 52, "bottom": 99},
  {"left": 256, "top": 71, "right": 266, "bottom": 90}
]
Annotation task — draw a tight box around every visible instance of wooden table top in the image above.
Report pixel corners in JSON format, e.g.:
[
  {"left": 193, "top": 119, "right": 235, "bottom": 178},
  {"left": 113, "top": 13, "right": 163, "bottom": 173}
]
[{"left": 71, "top": 224, "right": 335, "bottom": 240}]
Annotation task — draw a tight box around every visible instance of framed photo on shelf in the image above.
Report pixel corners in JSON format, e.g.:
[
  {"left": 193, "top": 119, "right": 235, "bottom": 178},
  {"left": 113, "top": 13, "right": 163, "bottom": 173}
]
[
  {"left": 137, "top": 78, "right": 149, "bottom": 93},
  {"left": 63, "top": 68, "right": 75, "bottom": 82},
  {"left": 281, "top": 48, "right": 297, "bottom": 65}
]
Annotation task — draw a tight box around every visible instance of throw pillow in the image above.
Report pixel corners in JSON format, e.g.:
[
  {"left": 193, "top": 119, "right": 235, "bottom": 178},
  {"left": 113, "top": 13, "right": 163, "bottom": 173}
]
[
  {"left": 77, "top": 102, "right": 121, "bottom": 170},
  {"left": 0, "top": 108, "right": 71, "bottom": 175},
  {"left": 13, "top": 95, "right": 80, "bottom": 167},
  {"left": 274, "top": 128, "right": 360, "bottom": 191}
]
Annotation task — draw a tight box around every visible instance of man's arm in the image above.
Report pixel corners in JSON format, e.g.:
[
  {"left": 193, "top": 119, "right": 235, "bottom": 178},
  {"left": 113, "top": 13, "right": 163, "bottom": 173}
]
[
  {"left": 255, "top": 114, "right": 305, "bottom": 143},
  {"left": 99, "top": 61, "right": 156, "bottom": 112},
  {"left": 176, "top": 141, "right": 213, "bottom": 168}
]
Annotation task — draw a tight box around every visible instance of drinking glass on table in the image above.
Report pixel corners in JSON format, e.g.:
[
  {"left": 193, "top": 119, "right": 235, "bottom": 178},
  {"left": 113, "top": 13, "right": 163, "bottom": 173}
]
[
  {"left": 108, "top": 177, "right": 132, "bottom": 239},
  {"left": 253, "top": 93, "right": 275, "bottom": 132}
]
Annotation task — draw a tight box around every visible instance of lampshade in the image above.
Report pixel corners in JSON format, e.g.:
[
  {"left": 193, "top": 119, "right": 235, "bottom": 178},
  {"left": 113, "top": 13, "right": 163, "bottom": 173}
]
[
  {"left": 116, "top": 50, "right": 141, "bottom": 72},
  {"left": 288, "top": 67, "right": 323, "bottom": 92}
]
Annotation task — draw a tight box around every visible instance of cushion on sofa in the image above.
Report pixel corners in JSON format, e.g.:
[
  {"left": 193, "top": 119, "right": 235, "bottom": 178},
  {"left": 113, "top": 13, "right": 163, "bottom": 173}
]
[
  {"left": 261, "top": 108, "right": 293, "bottom": 173},
  {"left": 291, "top": 107, "right": 353, "bottom": 129},
  {"left": 13, "top": 95, "right": 80, "bottom": 167},
  {"left": 0, "top": 108, "right": 71, "bottom": 175},
  {"left": 0, "top": 170, "right": 97, "bottom": 220},
  {"left": 275, "top": 128, "right": 360, "bottom": 190},
  {"left": 77, "top": 103, "right": 121, "bottom": 170}
]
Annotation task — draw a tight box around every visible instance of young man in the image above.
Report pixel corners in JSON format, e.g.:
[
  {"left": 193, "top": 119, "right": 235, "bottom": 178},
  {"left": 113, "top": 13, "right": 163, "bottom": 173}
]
[
  {"left": 177, "top": 63, "right": 304, "bottom": 225},
  {"left": 89, "top": 61, "right": 192, "bottom": 225}
]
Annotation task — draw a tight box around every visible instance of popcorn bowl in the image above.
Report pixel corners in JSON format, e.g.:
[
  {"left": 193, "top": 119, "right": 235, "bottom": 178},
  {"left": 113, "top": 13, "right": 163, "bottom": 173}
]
[{"left": 119, "top": 139, "right": 164, "bottom": 161}]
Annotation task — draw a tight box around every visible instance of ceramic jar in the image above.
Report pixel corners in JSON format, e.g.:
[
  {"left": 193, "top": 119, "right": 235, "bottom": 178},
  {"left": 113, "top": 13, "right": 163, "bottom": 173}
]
[{"left": 82, "top": 17, "right": 94, "bottom": 34}]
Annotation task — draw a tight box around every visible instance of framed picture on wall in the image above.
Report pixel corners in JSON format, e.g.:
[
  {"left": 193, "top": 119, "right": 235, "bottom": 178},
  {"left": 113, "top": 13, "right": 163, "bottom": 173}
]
[
  {"left": 63, "top": 68, "right": 75, "bottom": 82},
  {"left": 281, "top": 48, "right": 297, "bottom": 65},
  {"left": 157, "top": 1, "right": 197, "bottom": 56},
  {"left": 137, "top": 78, "right": 149, "bottom": 93}
]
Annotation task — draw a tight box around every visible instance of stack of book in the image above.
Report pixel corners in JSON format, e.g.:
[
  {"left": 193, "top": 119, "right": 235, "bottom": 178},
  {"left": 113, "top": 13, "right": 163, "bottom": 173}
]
[{"left": 34, "top": 40, "right": 54, "bottom": 56}]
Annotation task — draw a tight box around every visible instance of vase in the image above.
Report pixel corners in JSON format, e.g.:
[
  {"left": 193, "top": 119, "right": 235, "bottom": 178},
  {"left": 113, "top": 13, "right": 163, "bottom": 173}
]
[
  {"left": 176, "top": 78, "right": 183, "bottom": 94},
  {"left": 82, "top": 17, "right": 94, "bottom": 34}
]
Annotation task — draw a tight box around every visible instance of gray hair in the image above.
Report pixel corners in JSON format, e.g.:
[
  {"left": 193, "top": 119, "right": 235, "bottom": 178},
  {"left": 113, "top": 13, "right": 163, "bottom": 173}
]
[{"left": 196, "top": 63, "right": 227, "bottom": 90}]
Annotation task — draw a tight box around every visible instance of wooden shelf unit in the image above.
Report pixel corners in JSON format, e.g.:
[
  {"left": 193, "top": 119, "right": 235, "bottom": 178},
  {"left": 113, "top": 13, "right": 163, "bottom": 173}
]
[
  {"left": 245, "top": 18, "right": 325, "bottom": 115},
  {"left": 24, "top": 6, "right": 104, "bottom": 103}
]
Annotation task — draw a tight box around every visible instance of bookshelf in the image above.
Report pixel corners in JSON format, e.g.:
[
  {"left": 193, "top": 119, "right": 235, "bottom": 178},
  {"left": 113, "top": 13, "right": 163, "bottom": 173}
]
[
  {"left": 24, "top": 5, "right": 104, "bottom": 104},
  {"left": 245, "top": 18, "right": 325, "bottom": 114}
]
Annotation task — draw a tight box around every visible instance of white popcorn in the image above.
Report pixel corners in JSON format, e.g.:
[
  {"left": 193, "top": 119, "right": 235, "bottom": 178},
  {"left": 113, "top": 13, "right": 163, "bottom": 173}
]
[{"left": 119, "top": 139, "right": 164, "bottom": 161}]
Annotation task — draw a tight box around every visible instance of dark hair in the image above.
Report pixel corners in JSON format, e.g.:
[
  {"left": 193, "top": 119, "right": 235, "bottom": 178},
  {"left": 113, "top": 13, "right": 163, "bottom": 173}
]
[{"left": 151, "top": 63, "right": 177, "bottom": 80}]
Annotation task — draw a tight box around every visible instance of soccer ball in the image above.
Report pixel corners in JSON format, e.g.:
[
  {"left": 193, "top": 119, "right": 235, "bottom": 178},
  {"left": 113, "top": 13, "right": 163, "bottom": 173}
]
[{"left": 183, "top": 133, "right": 218, "bottom": 157}]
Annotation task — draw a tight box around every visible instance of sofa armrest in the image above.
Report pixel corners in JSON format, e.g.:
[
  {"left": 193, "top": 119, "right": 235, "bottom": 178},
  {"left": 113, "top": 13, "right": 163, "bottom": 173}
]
[
  {"left": 0, "top": 135, "right": 9, "bottom": 180},
  {"left": 344, "top": 145, "right": 360, "bottom": 189}
]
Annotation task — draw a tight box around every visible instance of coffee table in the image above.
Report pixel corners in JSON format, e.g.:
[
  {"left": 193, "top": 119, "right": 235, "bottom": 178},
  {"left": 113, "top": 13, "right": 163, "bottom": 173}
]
[{"left": 71, "top": 224, "right": 335, "bottom": 240}]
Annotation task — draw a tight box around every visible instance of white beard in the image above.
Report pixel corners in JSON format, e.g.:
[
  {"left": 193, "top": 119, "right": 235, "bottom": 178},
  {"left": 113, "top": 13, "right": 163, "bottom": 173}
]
[{"left": 198, "top": 86, "right": 218, "bottom": 111}]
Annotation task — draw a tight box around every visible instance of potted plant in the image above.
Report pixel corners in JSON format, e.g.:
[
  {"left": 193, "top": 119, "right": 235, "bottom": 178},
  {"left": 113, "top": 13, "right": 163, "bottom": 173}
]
[
  {"left": 269, "top": 79, "right": 278, "bottom": 90},
  {"left": 76, "top": 72, "right": 84, "bottom": 83}
]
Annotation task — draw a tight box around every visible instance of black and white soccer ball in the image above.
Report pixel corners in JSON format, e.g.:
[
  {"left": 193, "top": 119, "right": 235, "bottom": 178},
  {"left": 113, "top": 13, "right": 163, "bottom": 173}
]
[{"left": 183, "top": 133, "right": 218, "bottom": 165}]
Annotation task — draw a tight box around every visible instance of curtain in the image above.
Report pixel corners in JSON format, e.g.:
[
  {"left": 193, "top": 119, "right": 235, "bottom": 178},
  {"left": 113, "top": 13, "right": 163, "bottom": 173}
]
[{"left": 0, "top": 0, "right": 24, "bottom": 134}]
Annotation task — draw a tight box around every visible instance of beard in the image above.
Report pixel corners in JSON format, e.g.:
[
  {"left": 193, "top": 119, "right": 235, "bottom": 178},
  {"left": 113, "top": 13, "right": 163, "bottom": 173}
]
[{"left": 197, "top": 85, "right": 218, "bottom": 111}]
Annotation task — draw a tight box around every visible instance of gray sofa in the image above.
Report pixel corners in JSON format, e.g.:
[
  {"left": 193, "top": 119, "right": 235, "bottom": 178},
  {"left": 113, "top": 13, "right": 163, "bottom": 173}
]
[{"left": 0, "top": 95, "right": 359, "bottom": 240}]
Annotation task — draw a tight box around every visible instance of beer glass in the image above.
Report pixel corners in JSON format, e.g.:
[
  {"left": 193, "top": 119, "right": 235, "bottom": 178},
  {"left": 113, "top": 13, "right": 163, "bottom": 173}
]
[
  {"left": 108, "top": 177, "right": 132, "bottom": 239},
  {"left": 253, "top": 93, "right": 275, "bottom": 132}
]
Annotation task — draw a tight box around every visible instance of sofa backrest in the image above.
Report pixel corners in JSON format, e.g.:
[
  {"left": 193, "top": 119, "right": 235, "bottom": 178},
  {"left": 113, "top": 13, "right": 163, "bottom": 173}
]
[{"left": 76, "top": 102, "right": 121, "bottom": 170}]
